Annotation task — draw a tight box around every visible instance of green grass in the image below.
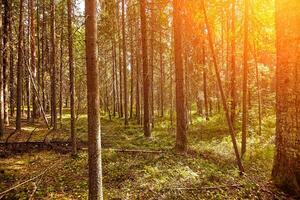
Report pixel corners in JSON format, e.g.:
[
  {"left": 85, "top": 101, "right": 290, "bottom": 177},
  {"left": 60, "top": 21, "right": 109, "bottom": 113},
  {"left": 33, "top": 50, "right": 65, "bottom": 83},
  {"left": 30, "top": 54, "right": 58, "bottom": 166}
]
[{"left": 0, "top": 110, "right": 290, "bottom": 199}]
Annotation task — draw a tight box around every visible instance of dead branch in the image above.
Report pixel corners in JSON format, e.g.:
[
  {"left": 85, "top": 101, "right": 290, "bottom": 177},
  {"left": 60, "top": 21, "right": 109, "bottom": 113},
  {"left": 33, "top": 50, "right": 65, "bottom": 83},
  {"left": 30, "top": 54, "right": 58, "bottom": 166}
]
[
  {"left": 81, "top": 148, "right": 164, "bottom": 154},
  {"left": 5, "top": 130, "right": 19, "bottom": 143},
  {"left": 165, "top": 184, "right": 243, "bottom": 191},
  {"left": 26, "top": 128, "right": 38, "bottom": 143},
  {"left": 28, "top": 182, "right": 37, "bottom": 200},
  {"left": 0, "top": 159, "right": 61, "bottom": 198}
]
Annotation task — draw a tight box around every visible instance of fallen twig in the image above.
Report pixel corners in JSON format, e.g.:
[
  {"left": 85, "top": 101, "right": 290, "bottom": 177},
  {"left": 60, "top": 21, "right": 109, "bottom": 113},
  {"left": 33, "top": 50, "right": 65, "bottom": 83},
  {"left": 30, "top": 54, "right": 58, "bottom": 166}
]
[
  {"left": 28, "top": 182, "right": 37, "bottom": 200},
  {"left": 165, "top": 184, "right": 243, "bottom": 191},
  {"left": 81, "top": 148, "right": 164, "bottom": 154},
  {"left": 5, "top": 130, "right": 19, "bottom": 143},
  {"left": 0, "top": 159, "right": 61, "bottom": 198},
  {"left": 26, "top": 128, "right": 38, "bottom": 143}
]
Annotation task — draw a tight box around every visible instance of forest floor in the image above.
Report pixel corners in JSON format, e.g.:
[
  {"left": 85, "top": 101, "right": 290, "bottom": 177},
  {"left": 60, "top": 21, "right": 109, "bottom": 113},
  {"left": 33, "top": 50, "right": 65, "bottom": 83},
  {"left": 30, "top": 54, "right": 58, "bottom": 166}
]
[{"left": 0, "top": 111, "right": 296, "bottom": 199}]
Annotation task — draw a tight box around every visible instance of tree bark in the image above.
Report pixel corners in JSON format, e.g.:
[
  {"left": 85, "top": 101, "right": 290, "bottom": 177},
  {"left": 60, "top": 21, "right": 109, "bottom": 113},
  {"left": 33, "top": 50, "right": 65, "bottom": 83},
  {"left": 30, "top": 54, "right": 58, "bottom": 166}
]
[
  {"left": 241, "top": 0, "right": 249, "bottom": 157},
  {"left": 85, "top": 0, "right": 103, "bottom": 199},
  {"left": 3, "top": 0, "right": 9, "bottom": 125},
  {"left": 159, "top": 29, "right": 164, "bottom": 117},
  {"left": 230, "top": 0, "right": 236, "bottom": 125},
  {"left": 8, "top": 0, "right": 14, "bottom": 117},
  {"left": 68, "top": 0, "right": 77, "bottom": 156},
  {"left": 29, "top": 0, "right": 38, "bottom": 122},
  {"left": 116, "top": 2, "right": 123, "bottom": 118},
  {"left": 150, "top": 0, "right": 155, "bottom": 127},
  {"left": 122, "top": 0, "right": 128, "bottom": 126},
  {"left": 202, "top": 0, "right": 244, "bottom": 173},
  {"left": 140, "top": 0, "right": 151, "bottom": 137},
  {"left": 173, "top": 0, "right": 187, "bottom": 152},
  {"left": 50, "top": 0, "right": 57, "bottom": 130},
  {"left": 272, "top": 0, "right": 300, "bottom": 194},
  {"left": 59, "top": 6, "right": 64, "bottom": 128},
  {"left": 202, "top": 41, "right": 209, "bottom": 121},
  {"left": 16, "top": 0, "right": 25, "bottom": 131},
  {"left": 0, "top": 0, "right": 4, "bottom": 136}
]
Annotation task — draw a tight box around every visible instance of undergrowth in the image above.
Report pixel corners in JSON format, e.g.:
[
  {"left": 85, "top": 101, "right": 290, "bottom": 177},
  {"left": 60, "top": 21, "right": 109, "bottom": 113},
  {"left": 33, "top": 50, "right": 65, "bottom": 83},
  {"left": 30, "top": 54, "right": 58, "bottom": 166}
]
[{"left": 0, "top": 110, "right": 292, "bottom": 199}]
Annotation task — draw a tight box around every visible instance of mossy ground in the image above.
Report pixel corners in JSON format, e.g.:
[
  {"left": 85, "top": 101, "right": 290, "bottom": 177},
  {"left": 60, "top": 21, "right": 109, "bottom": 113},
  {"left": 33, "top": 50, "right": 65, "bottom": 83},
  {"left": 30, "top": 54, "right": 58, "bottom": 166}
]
[{"left": 0, "top": 110, "right": 293, "bottom": 199}]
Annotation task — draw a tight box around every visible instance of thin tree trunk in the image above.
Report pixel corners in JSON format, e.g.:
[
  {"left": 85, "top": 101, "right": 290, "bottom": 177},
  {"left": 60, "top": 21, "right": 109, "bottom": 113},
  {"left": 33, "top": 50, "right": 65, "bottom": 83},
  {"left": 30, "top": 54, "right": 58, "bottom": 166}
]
[
  {"left": 230, "top": 0, "right": 236, "bottom": 125},
  {"left": 150, "top": 0, "right": 155, "bottom": 127},
  {"left": 117, "top": 2, "right": 123, "bottom": 118},
  {"left": 85, "top": 0, "right": 103, "bottom": 198},
  {"left": 169, "top": 55, "right": 174, "bottom": 127},
  {"left": 135, "top": 8, "right": 141, "bottom": 124},
  {"left": 41, "top": 0, "right": 46, "bottom": 112},
  {"left": 253, "top": 42, "right": 262, "bottom": 135},
  {"left": 112, "top": 38, "right": 117, "bottom": 117},
  {"left": 26, "top": 6, "right": 31, "bottom": 122},
  {"left": 9, "top": 0, "right": 14, "bottom": 117},
  {"left": 50, "top": 0, "right": 57, "bottom": 130},
  {"left": 241, "top": 0, "right": 249, "bottom": 157},
  {"left": 0, "top": 0, "right": 4, "bottom": 136},
  {"left": 36, "top": 0, "right": 41, "bottom": 118},
  {"left": 3, "top": 0, "right": 9, "bottom": 125},
  {"left": 29, "top": 0, "right": 37, "bottom": 122},
  {"left": 122, "top": 0, "right": 128, "bottom": 126},
  {"left": 202, "top": 0, "right": 244, "bottom": 173},
  {"left": 203, "top": 42, "right": 209, "bottom": 121},
  {"left": 159, "top": 29, "right": 164, "bottom": 117},
  {"left": 68, "top": 0, "right": 77, "bottom": 156},
  {"left": 59, "top": 6, "right": 64, "bottom": 128},
  {"left": 111, "top": 5, "right": 117, "bottom": 117},
  {"left": 129, "top": 7, "right": 134, "bottom": 119},
  {"left": 16, "top": 0, "right": 25, "bottom": 131},
  {"left": 140, "top": 0, "right": 151, "bottom": 137}
]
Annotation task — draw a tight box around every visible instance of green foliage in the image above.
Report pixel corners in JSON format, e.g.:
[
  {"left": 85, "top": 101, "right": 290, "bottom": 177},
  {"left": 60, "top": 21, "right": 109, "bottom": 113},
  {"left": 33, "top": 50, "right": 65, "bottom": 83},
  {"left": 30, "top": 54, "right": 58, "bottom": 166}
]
[{"left": 0, "top": 111, "right": 285, "bottom": 199}]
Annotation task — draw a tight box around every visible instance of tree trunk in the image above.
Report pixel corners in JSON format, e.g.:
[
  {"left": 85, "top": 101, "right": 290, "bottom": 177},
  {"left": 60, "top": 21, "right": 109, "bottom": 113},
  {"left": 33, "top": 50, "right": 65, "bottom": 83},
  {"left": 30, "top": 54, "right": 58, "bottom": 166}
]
[
  {"left": 173, "top": 0, "right": 187, "bottom": 152},
  {"left": 8, "top": 0, "right": 14, "bottom": 117},
  {"left": 140, "top": 0, "right": 151, "bottom": 137},
  {"left": 169, "top": 55, "right": 174, "bottom": 127},
  {"left": 111, "top": 3, "right": 117, "bottom": 117},
  {"left": 150, "top": 0, "right": 155, "bottom": 127},
  {"left": 85, "top": 0, "right": 103, "bottom": 199},
  {"left": 135, "top": 7, "right": 141, "bottom": 124},
  {"left": 117, "top": 2, "right": 123, "bottom": 118},
  {"left": 59, "top": 6, "right": 64, "bottom": 128},
  {"left": 253, "top": 42, "right": 262, "bottom": 135},
  {"left": 68, "top": 0, "right": 77, "bottom": 156},
  {"left": 41, "top": 0, "right": 46, "bottom": 112},
  {"left": 16, "top": 0, "right": 25, "bottom": 131},
  {"left": 241, "top": 0, "right": 249, "bottom": 157},
  {"left": 0, "top": 0, "right": 4, "bottom": 136},
  {"left": 29, "top": 0, "right": 37, "bottom": 122},
  {"left": 202, "top": 0, "right": 244, "bottom": 173},
  {"left": 129, "top": 6, "right": 134, "bottom": 120},
  {"left": 230, "top": 0, "right": 236, "bottom": 125},
  {"left": 3, "top": 0, "right": 9, "bottom": 126},
  {"left": 203, "top": 41, "right": 209, "bottom": 121},
  {"left": 122, "top": 0, "right": 128, "bottom": 126},
  {"left": 159, "top": 29, "right": 164, "bottom": 117},
  {"left": 272, "top": 0, "right": 300, "bottom": 194},
  {"left": 50, "top": 0, "right": 57, "bottom": 130},
  {"left": 36, "top": 0, "right": 41, "bottom": 118}
]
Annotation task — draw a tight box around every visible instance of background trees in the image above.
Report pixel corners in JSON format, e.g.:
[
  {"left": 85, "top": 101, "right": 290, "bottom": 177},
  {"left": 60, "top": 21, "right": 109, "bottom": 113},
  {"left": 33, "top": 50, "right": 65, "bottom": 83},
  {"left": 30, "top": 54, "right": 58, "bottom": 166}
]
[{"left": 1, "top": 0, "right": 299, "bottom": 198}]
